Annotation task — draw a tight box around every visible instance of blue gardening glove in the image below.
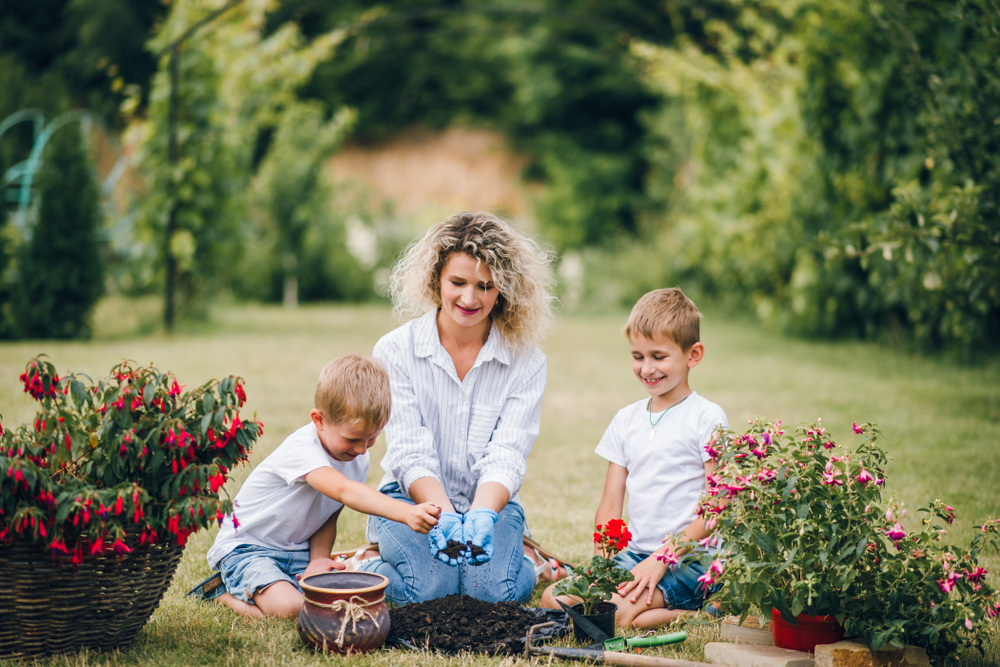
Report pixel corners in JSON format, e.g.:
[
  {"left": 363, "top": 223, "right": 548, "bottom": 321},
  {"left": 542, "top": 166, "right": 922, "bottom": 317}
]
[
  {"left": 428, "top": 512, "right": 466, "bottom": 566},
  {"left": 462, "top": 508, "right": 499, "bottom": 565}
]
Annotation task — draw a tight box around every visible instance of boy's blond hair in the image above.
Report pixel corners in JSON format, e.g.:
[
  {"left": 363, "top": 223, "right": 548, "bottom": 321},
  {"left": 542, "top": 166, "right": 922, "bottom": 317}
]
[
  {"left": 622, "top": 288, "right": 702, "bottom": 350},
  {"left": 388, "top": 211, "right": 556, "bottom": 352},
  {"left": 314, "top": 355, "right": 391, "bottom": 429}
]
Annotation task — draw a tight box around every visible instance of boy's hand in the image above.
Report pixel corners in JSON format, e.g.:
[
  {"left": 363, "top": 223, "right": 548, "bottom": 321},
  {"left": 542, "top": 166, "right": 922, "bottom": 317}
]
[
  {"left": 428, "top": 512, "right": 465, "bottom": 566},
  {"left": 301, "top": 557, "right": 346, "bottom": 580},
  {"left": 404, "top": 502, "right": 442, "bottom": 534},
  {"left": 462, "top": 508, "right": 499, "bottom": 565},
  {"left": 616, "top": 553, "right": 669, "bottom": 606}
]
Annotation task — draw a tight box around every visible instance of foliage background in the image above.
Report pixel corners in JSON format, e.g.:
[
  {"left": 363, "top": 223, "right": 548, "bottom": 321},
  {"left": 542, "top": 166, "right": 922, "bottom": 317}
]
[{"left": 0, "top": 0, "right": 996, "bottom": 350}]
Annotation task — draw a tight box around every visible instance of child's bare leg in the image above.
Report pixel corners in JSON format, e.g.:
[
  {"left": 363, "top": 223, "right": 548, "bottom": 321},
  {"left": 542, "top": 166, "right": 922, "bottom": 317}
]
[
  {"left": 216, "top": 591, "right": 263, "bottom": 618},
  {"left": 611, "top": 588, "right": 680, "bottom": 629},
  {"left": 540, "top": 581, "right": 581, "bottom": 609},
  {"left": 252, "top": 581, "right": 305, "bottom": 619}
]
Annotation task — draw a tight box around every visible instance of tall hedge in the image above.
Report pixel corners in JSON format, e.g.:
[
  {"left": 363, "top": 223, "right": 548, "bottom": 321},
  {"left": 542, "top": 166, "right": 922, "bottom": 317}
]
[{"left": 14, "top": 123, "right": 103, "bottom": 338}]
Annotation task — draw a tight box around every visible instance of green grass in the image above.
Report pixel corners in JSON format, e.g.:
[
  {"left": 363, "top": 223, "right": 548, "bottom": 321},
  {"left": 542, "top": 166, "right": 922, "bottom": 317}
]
[{"left": 1, "top": 302, "right": 998, "bottom": 666}]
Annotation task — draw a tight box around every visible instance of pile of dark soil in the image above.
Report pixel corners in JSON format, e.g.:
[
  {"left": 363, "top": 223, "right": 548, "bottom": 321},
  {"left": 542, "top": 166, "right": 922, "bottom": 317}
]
[
  {"left": 436, "top": 540, "right": 487, "bottom": 561},
  {"left": 388, "top": 594, "right": 560, "bottom": 654}
]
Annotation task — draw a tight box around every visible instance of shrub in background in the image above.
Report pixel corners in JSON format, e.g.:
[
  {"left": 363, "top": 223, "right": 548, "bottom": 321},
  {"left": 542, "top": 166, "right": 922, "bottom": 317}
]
[{"left": 13, "top": 124, "right": 103, "bottom": 339}]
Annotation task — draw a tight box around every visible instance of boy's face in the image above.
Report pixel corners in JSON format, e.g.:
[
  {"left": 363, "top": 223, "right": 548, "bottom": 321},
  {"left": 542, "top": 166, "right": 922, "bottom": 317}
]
[
  {"left": 310, "top": 409, "right": 383, "bottom": 462},
  {"left": 629, "top": 333, "right": 704, "bottom": 409}
]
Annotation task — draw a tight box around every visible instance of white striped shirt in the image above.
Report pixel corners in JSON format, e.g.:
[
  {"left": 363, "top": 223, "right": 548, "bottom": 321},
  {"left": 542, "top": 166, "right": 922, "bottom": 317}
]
[{"left": 372, "top": 311, "right": 547, "bottom": 514}]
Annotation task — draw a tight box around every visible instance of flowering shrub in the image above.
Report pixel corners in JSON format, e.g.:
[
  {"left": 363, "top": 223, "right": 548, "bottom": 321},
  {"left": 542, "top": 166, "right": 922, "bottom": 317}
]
[
  {"left": 0, "top": 357, "right": 262, "bottom": 562},
  {"left": 698, "top": 418, "right": 1000, "bottom": 658},
  {"left": 554, "top": 519, "right": 635, "bottom": 614}
]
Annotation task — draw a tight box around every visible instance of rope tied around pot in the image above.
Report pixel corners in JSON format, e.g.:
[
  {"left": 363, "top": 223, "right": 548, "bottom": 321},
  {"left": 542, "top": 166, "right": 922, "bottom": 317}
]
[{"left": 304, "top": 594, "right": 385, "bottom": 648}]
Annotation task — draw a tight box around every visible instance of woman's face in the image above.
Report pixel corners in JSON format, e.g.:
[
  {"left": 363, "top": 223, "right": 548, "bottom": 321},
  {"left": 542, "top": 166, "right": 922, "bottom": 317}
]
[{"left": 438, "top": 252, "right": 499, "bottom": 331}]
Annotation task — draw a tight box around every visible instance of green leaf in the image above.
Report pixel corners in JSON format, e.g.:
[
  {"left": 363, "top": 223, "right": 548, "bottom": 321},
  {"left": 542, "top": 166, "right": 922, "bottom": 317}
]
[{"left": 752, "top": 530, "right": 777, "bottom": 555}]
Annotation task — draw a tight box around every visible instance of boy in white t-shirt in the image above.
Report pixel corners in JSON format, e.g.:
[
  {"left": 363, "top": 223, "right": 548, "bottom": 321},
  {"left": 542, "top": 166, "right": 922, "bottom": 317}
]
[
  {"left": 542, "top": 288, "right": 727, "bottom": 629},
  {"left": 194, "top": 355, "right": 441, "bottom": 618}
]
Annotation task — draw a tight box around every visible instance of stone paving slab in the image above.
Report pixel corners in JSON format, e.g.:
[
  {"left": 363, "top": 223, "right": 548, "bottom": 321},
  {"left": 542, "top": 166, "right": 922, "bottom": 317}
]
[
  {"left": 721, "top": 615, "right": 774, "bottom": 646},
  {"left": 706, "top": 642, "right": 815, "bottom": 667},
  {"left": 814, "top": 641, "right": 930, "bottom": 667}
]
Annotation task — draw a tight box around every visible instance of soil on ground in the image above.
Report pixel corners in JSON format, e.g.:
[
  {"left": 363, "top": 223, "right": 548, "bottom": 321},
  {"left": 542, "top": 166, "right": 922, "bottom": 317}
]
[
  {"left": 436, "top": 540, "right": 487, "bottom": 560},
  {"left": 388, "top": 593, "right": 539, "bottom": 654}
]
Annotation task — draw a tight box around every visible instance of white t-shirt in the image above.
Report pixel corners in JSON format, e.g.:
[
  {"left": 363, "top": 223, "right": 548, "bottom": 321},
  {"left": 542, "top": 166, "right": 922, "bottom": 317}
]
[
  {"left": 207, "top": 423, "right": 369, "bottom": 570},
  {"left": 594, "top": 392, "right": 727, "bottom": 554}
]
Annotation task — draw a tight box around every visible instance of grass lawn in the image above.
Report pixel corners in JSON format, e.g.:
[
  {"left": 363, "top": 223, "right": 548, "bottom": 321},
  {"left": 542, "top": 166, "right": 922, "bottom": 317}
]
[{"left": 0, "top": 302, "right": 997, "bottom": 666}]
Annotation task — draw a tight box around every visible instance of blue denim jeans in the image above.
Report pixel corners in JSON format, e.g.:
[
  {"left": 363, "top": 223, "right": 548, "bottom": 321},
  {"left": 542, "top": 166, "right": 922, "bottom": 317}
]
[
  {"left": 218, "top": 544, "right": 311, "bottom": 604},
  {"left": 360, "top": 483, "right": 535, "bottom": 605},
  {"left": 613, "top": 549, "right": 712, "bottom": 611}
]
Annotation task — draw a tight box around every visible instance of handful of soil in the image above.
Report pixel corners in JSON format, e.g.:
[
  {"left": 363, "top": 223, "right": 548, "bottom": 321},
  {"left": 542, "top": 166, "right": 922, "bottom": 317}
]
[
  {"left": 436, "top": 540, "right": 487, "bottom": 561},
  {"left": 388, "top": 594, "right": 555, "bottom": 654}
]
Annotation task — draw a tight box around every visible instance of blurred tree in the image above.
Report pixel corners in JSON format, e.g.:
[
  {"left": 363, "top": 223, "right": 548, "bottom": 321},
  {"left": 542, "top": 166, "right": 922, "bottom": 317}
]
[
  {"left": 253, "top": 102, "right": 355, "bottom": 307},
  {"left": 137, "top": 43, "right": 239, "bottom": 324},
  {"left": 13, "top": 124, "right": 103, "bottom": 338}
]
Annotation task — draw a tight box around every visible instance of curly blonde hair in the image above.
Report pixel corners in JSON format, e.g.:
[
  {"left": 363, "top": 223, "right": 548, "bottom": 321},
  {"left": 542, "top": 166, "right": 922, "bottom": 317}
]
[{"left": 389, "top": 211, "right": 556, "bottom": 351}]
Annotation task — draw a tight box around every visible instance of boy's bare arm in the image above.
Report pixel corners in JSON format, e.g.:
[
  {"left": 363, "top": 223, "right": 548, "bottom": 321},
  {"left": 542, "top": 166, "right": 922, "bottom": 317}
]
[
  {"left": 303, "top": 508, "right": 345, "bottom": 578},
  {"left": 304, "top": 467, "right": 441, "bottom": 533},
  {"left": 595, "top": 462, "right": 628, "bottom": 553}
]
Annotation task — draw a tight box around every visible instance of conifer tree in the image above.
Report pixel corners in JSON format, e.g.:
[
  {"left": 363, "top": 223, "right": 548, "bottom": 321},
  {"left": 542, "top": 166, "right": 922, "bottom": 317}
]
[{"left": 15, "top": 124, "right": 103, "bottom": 338}]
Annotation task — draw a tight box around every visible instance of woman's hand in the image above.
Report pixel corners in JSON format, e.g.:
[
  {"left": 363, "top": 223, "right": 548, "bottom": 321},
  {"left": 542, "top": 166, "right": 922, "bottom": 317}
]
[
  {"left": 463, "top": 508, "right": 499, "bottom": 565},
  {"left": 616, "top": 554, "right": 668, "bottom": 606},
  {"left": 428, "top": 512, "right": 465, "bottom": 566},
  {"left": 404, "top": 502, "right": 442, "bottom": 534}
]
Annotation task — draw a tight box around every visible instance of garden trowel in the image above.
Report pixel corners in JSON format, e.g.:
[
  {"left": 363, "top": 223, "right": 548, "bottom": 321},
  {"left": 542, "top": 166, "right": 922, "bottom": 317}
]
[
  {"left": 556, "top": 599, "right": 688, "bottom": 652},
  {"left": 525, "top": 621, "right": 722, "bottom": 667}
]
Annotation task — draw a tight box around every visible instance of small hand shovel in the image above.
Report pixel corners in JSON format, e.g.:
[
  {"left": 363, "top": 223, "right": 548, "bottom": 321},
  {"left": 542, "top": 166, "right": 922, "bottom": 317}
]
[
  {"left": 524, "top": 621, "right": 723, "bottom": 667},
  {"left": 556, "top": 599, "right": 687, "bottom": 652}
]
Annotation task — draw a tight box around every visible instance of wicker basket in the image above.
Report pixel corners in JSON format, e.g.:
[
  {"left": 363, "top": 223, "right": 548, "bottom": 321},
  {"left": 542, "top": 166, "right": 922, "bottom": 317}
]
[{"left": 0, "top": 537, "right": 184, "bottom": 658}]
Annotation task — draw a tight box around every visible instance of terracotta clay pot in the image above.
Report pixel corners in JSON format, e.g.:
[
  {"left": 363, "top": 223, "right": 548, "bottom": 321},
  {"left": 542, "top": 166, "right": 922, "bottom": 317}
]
[
  {"left": 570, "top": 601, "right": 617, "bottom": 644},
  {"left": 770, "top": 608, "right": 845, "bottom": 652},
  {"left": 297, "top": 571, "right": 390, "bottom": 654}
]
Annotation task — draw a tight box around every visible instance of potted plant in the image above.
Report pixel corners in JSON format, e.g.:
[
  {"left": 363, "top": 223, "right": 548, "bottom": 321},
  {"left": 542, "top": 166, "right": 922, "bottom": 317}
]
[
  {"left": 0, "top": 356, "right": 262, "bottom": 658},
  {"left": 553, "top": 519, "right": 635, "bottom": 641},
  {"left": 695, "top": 418, "right": 1000, "bottom": 658}
]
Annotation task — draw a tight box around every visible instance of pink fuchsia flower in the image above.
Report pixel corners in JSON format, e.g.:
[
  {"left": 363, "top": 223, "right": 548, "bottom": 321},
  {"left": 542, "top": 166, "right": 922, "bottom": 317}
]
[
  {"left": 697, "top": 571, "right": 716, "bottom": 591},
  {"left": 656, "top": 548, "right": 680, "bottom": 567},
  {"left": 938, "top": 577, "right": 955, "bottom": 594},
  {"left": 709, "top": 560, "right": 725, "bottom": 575},
  {"left": 852, "top": 422, "right": 863, "bottom": 434},
  {"left": 965, "top": 619, "right": 973, "bottom": 631},
  {"left": 705, "top": 444, "right": 721, "bottom": 459},
  {"left": 762, "top": 432, "right": 772, "bottom": 445},
  {"left": 886, "top": 509, "right": 894, "bottom": 521},
  {"left": 705, "top": 517, "right": 718, "bottom": 531},
  {"left": 751, "top": 446, "right": 767, "bottom": 458},
  {"left": 857, "top": 469, "right": 874, "bottom": 485},
  {"left": 965, "top": 567, "right": 988, "bottom": 583},
  {"left": 885, "top": 522, "right": 906, "bottom": 542},
  {"left": 823, "top": 441, "right": 835, "bottom": 449},
  {"left": 822, "top": 471, "right": 843, "bottom": 486}
]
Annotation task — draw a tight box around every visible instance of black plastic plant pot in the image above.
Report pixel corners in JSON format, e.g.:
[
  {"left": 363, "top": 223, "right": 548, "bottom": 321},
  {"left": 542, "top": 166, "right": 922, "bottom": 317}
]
[{"left": 570, "top": 601, "right": 617, "bottom": 644}]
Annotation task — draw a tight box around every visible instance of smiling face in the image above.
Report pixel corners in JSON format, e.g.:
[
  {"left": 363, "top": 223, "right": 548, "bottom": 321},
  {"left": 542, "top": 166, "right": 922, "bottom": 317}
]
[
  {"left": 438, "top": 252, "right": 499, "bottom": 334},
  {"left": 310, "top": 409, "right": 383, "bottom": 462},
  {"left": 630, "top": 333, "right": 704, "bottom": 410}
]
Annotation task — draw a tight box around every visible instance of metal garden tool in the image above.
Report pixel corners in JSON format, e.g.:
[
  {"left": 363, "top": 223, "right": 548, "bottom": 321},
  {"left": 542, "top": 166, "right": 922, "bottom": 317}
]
[
  {"left": 524, "top": 622, "right": 724, "bottom": 667},
  {"left": 556, "top": 599, "right": 688, "bottom": 652}
]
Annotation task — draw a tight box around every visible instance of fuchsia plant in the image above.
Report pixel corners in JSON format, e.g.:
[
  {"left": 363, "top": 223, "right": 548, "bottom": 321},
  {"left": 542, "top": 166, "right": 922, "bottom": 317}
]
[
  {"left": 693, "top": 418, "right": 999, "bottom": 659},
  {"left": 0, "top": 357, "right": 262, "bottom": 562}
]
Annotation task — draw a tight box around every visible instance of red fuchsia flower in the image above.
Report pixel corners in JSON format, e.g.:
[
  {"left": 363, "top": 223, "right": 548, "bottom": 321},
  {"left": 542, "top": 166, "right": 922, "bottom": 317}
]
[
  {"left": 169, "top": 380, "right": 185, "bottom": 397},
  {"left": 965, "top": 567, "right": 987, "bottom": 583},
  {"left": 112, "top": 537, "right": 132, "bottom": 555},
  {"left": 857, "top": 469, "right": 874, "bottom": 485},
  {"left": 943, "top": 506, "right": 956, "bottom": 524},
  {"left": 885, "top": 522, "right": 906, "bottom": 542},
  {"left": 852, "top": 422, "right": 864, "bottom": 434}
]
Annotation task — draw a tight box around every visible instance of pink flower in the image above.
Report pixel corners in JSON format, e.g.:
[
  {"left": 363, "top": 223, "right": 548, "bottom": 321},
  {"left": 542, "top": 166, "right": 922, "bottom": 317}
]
[
  {"left": 886, "top": 509, "right": 894, "bottom": 521},
  {"left": 885, "top": 522, "right": 906, "bottom": 542},
  {"left": 705, "top": 517, "right": 718, "bottom": 531},
  {"left": 939, "top": 577, "right": 956, "bottom": 594},
  {"left": 857, "top": 469, "right": 874, "bottom": 485},
  {"left": 823, "top": 441, "right": 835, "bottom": 449},
  {"left": 965, "top": 567, "right": 987, "bottom": 583},
  {"left": 852, "top": 422, "right": 863, "bottom": 434},
  {"left": 705, "top": 444, "right": 721, "bottom": 459},
  {"left": 697, "top": 572, "right": 716, "bottom": 591},
  {"left": 709, "top": 560, "right": 725, "bottom": 575},
  {"left": 965, "top": 619, "right": 973, "bottom": 630},
  {"left": 656, "top": 548, "right": 679, "bottom": 567}
]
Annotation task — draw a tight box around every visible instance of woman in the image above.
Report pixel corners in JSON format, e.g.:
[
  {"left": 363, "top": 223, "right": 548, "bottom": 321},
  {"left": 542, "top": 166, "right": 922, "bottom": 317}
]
[{"left": 358, "top": 211, "right": 556, "bottom": 605}]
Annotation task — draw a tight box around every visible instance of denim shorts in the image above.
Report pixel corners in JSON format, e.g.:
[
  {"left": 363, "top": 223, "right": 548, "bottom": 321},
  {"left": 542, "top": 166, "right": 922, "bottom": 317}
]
[
  {"left": 218, "top": 544, "right": 311, "bottom": 604},
  {"left": 612, "top": 549, "right": 711, "bottom": 611}
]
